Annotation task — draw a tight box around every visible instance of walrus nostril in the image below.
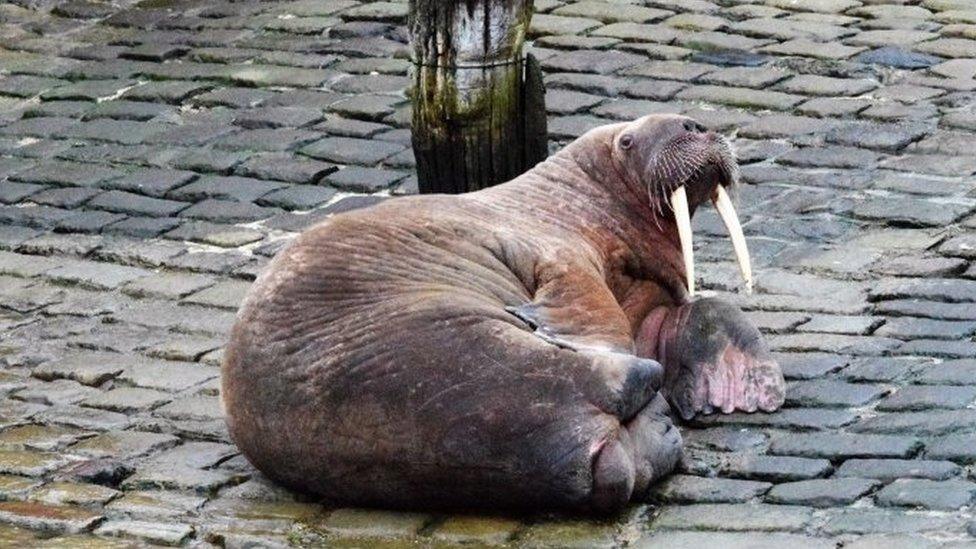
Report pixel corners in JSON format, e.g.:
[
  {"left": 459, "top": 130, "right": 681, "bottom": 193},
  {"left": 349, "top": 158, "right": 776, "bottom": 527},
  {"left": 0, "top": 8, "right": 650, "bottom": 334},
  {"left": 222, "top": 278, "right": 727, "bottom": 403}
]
[
  {"left": 683, "top": 120, "right": 707, "bottom": 133},
  {"left": 591, "top": 437, "right": 635, "bottom": 514}
]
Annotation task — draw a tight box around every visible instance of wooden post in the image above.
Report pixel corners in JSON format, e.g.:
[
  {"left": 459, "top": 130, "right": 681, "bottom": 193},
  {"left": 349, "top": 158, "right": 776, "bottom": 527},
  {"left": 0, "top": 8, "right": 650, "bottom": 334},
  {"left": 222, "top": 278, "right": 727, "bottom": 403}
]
[{"left": 409, "top": 0, "right": 548, "bottom": 194}]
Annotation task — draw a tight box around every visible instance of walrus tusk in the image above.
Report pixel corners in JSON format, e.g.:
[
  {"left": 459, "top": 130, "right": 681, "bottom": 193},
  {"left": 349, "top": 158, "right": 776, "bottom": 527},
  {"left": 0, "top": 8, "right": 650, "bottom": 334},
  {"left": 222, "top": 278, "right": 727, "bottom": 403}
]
[
  {"left": 670, "top": 186, "right": 694, "bottom": 297},
  {"left": 712, "top": 185, "right": 753, "bottom": 294}
]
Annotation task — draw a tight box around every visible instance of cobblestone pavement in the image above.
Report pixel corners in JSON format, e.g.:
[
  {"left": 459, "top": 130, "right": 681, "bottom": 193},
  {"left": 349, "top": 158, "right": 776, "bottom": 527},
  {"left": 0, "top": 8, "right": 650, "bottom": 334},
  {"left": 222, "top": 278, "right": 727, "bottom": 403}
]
[{"left": 1, "top": 0, "right": 976, "bottom": 547}]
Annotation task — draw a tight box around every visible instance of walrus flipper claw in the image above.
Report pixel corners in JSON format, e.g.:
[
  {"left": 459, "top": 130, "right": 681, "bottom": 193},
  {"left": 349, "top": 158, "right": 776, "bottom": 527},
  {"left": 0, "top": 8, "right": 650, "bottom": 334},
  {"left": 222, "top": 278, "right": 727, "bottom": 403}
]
[
  {"left": 505, "top": 303, "right": 543, "bottom": 330},
  {"left": 506, "top": 304, "right": 587, "bottom": 351}
]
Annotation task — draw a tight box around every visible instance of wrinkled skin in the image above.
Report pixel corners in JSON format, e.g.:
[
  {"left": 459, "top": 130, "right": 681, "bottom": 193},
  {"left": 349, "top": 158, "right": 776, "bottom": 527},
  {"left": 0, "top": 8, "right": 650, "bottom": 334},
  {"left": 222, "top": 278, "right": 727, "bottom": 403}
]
[
  {"left": 636, "top": 299, "right": 784, "bottom": 420},
  {"left": 223, "top": 114, "right": 786, "bottom": 514}
]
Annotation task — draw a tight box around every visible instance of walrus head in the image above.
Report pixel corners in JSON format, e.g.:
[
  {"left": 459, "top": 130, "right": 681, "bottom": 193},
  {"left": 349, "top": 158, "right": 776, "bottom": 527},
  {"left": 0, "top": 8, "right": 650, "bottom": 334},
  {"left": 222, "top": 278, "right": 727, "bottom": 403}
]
[{"left": 602, "top": 114, "right": 751, "bottom": 298}]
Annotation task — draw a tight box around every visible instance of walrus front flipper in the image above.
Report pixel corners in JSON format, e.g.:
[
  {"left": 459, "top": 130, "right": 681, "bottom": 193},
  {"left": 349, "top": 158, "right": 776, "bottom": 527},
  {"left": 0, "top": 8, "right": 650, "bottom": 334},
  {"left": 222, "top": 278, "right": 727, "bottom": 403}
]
[
  {"left": 637, "top": 297, "right": 786, "bottom": 420},
  {"left": 507, "top": 259, "right": 636, "bottom": 354}
]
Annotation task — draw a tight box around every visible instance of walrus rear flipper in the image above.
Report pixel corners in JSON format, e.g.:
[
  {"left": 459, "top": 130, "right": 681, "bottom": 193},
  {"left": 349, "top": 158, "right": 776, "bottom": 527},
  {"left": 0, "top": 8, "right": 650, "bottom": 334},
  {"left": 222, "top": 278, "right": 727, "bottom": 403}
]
[
  {"left": 460, "top": 320, "right": 681, "bottom": 513},
  {"left": 592, "top": 392, "right": 682, "bottom": 512}
]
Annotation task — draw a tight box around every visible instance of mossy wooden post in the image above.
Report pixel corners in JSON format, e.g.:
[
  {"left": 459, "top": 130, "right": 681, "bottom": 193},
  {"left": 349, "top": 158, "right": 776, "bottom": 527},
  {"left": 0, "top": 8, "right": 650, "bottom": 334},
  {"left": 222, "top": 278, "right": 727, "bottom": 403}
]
[{"left": 409, "top": 0, "right": 547, "bottom": 194}]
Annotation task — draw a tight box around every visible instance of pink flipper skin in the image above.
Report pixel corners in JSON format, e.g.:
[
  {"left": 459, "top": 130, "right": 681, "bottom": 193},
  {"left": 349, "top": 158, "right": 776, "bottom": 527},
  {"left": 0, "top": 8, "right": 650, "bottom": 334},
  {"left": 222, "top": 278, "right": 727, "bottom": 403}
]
[{"left": 635, "top": 297, "right": 785, "bottom": 420}]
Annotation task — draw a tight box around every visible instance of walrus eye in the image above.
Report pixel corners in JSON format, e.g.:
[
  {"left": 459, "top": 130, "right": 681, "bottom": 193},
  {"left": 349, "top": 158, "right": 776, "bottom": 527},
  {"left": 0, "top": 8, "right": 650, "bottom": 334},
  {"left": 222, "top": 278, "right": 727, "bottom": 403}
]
[{"left": 619, "top": 134, "right": 633, "bottom": 150}]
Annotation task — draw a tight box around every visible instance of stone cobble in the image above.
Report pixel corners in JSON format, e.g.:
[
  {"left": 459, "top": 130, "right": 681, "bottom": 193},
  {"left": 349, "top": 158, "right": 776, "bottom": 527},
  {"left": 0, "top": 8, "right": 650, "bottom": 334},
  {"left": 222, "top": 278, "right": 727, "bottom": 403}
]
[{"left": 0, "top": 0, "right": 975, "bottom": 546}]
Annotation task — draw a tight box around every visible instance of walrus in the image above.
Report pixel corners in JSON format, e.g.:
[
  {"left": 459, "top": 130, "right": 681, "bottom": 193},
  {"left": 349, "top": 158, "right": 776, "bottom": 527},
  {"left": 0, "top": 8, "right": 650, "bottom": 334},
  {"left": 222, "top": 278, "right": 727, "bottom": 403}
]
[{"left": 223, "top": 114, "right": 786, "bottom": 514}]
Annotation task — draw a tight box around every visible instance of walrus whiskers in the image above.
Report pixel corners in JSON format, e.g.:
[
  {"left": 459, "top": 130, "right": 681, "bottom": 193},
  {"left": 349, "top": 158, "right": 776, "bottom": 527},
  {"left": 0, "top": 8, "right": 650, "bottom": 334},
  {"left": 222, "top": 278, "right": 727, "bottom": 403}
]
[{"left": 654, "top": 131, "right": 750, "bottom": 297}]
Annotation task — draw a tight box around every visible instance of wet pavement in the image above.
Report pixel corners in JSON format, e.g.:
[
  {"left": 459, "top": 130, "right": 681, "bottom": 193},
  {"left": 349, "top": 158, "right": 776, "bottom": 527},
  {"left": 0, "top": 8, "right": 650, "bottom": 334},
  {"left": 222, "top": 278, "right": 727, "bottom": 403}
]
[{"left": 1, "top": 0, "right": 976, "bottom": 546}]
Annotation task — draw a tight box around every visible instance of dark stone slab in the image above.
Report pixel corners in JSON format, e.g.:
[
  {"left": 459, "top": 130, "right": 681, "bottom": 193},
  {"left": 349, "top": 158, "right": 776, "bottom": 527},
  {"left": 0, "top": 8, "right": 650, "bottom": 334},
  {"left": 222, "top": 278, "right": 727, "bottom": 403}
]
[
  {"left": 256, "top": 185, "right": 336, "bottom": 210},
  {"left": 871, "top": 278, "right": 976, "bottom": 303},
  {"left": 104, "top": 216, "right": 181, "bottom": 238},
  {"left": 874, "top": 299, "right": 976, "bottom": 321},
  {"left": 57, "top": 119, "right": 170, "bottom": 145},
  {"left": 121, "top": 81, "right": 210, "bottom": 105},
  {"left": 896, "top": 338, "right": 976, "bottom": 358},
  {"left": 852, "top": 410, "right": 976, "bottom": 436},
  {"left": 651, "top": 475, "right": 771, "bottom": 504},
  {"left": 0, "top": 75, "right": 67, "bottom": 98},
  {"left": 0, "top": 226, "right": 43, "bottom": 249},
  {"left": 0, "top": 182, "right": 45, "bottom": 204},
  {"left": 718, "top": 454, "right": 832, "bottom": 482},
  {"left": 541, "top": 49, "right": 644, "bottom": 74},
  {"left": 778, "top": 146, "right": 879, "bottom": 169},
  {"left": 143, "top": 123, "right": 236, "bottom": 147},
  {"left": 120, "top": 44, "right": 190, "bottom": 62},
  {"left": 910, "top": 359, "right": 976, "bottom": 385},
  {"left": 88, "top": 190, "right": 190, "bottom": 218},
  {"left": 25, "top": 187, "right": 101, "bottom": 209},
  {"left": 773, "top": 353, "right": 848, "bottom": 380},
  {"left": 871, "top": 256, "right": 966, "bottom": 277},
  {"left": 299, "top": 137, "right": 405, "bottom": 164},
  {"left": 168, "top": 149, "right": 250, "bottom": 175},
  {"left": 164, "top": 221, "right": 263, "bottom": 248},
  {"left": 695, "top": 408, "right": 856, "bottom": 431},
  {"left": 40, "top": 79, "right": 136, "bottom": 102},
  {"left": 325, "top": 166, "right": 406, "bottom": 192},
  {"left": 179, "top": 199, "right": 282, "bottom": 224},
  {"left": 0, "top": 204, "right": 74, "bottom": 229},
  {"left": 0, "top": 117, "right": 79, "bottom": 138},
  {"left": 10, "top": 161, "right": 125, "bottom": 188},
  {"left": 212, "top": 128, "right": 320, "bottom": 152},
  {"left": 193, "top": 87, "right": 275, "bottom": 109},
  {"left": 315, "top": 115, "right": 391, "bottom": 138},
  {"left": 18, "top": 233, "right": 102, "bottom": 256},
  {"left": 86, "top": 100, "right": 175, "bottom": 122},
  {"left": 842, "top": 357, "right": 927, "bottom": 383},
  {"left": 821, "top": 508, "right": 961, "bottom": 536},
  {"left": 769, "top": 433, "right": 920, "bottom": 459},
  {"left": 786, "top": 380, "right": 886, "bottom": 408},
  {"left": 235, "top": 153, "right": 336, "bottom": 184},
  {"left": 925, "top": 435, "right": 976, "bottom": 464},
  {"left": 167, "top": 175, "right": 284, "bottom": 203},
  {"left": 103, "top": 169, "right": 197, "bottom": 198},
  {"left": 691, "top": 50, "right": 770, "bottom": 67},
  {"left": 878, "top": 385, "right": 976, "bottom": 412},
  {"left": 233, "top": 107, "right": 323, "bottom": 129},
  {"left": 875, "top": 479, "right": 976, "bottom": 510},
  {"left": 320, "top": 195, "right": 388, "bottom": 216},
  {"left": 765, "top": 478, "right": 880, "bottom": 507},
  {"left": 835, "top": 459, "right": 961, "bottom": 481},
  {"left": 546, "top": 72, "right": 625, "bottom": 95},
  {"left": 329, "top": 95, "right": 404, "bottom": 122},
  {"left": 93, "top": 237, "right": 186, "bottom": 268},
  {"left": 826, "top": 121, "right": 930, "bottom": 152},
  {"left": 855, "top": 47, "right": 940, "bottom": 69}
]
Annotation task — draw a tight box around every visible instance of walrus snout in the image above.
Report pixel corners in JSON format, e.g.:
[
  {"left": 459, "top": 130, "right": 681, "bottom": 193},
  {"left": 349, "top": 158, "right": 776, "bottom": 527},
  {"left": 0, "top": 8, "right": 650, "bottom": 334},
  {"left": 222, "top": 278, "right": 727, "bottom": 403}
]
[
  {"left": 664, "top": 133, "right": 748, "bottom": 298},
  {"left": 657, "top": 122, "right": 738, "bottom": 203}
]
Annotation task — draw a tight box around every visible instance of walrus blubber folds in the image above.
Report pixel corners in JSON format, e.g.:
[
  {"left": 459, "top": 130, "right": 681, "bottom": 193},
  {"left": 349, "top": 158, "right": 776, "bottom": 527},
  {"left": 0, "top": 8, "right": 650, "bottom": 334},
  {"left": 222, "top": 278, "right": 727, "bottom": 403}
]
[{"left": 223, "top": 114, "right": 786, "bottom": 513}]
